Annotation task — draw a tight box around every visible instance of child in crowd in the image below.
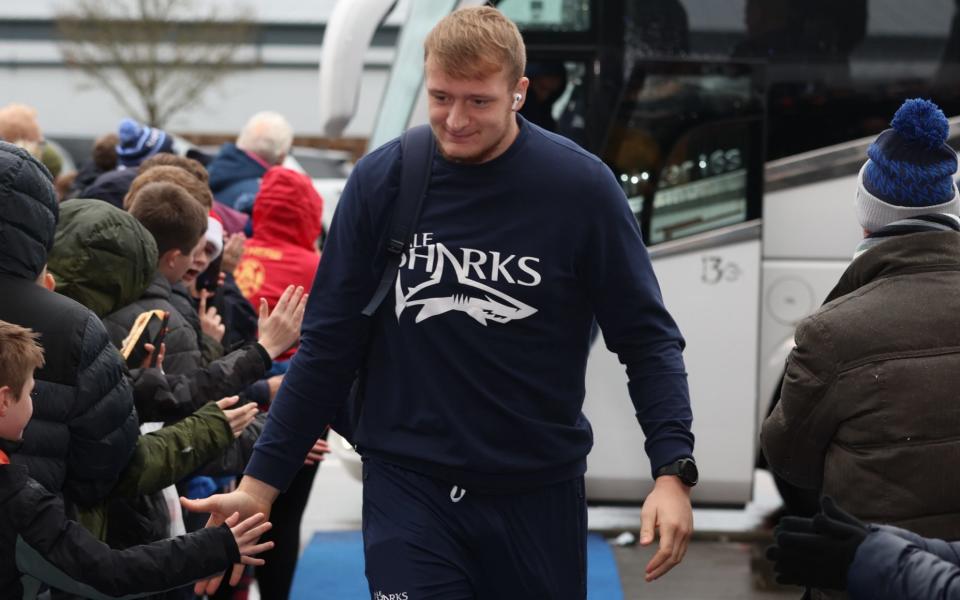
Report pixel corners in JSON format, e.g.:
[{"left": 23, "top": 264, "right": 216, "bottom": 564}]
[{"left": 0, "top": 319, "right": 274, "bottom": 599}]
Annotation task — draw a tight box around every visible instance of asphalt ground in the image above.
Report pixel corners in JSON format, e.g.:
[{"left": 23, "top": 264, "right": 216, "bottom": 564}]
[{"left": 609, "top": 537, "right": 800, "bottom": 599}]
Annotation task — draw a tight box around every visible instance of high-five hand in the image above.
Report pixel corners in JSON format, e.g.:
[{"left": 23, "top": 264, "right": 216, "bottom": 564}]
[
  {"left": 180, "top": 476, "right": 280, "bottom": 595},
  {"left": 257, "top": 285, "right": 308, "bottom": 359}
]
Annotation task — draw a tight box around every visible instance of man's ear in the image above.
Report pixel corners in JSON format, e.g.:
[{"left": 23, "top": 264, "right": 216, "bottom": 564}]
[
  {"left": 513, "top": 76, "right": 530, "bottom": 111},
  {"left": 0, "top": 386, "right": 11, "bottom": 416}
]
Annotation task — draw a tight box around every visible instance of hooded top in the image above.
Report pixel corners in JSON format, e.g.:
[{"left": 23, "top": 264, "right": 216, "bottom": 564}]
[
  {"left": 235, "top": 167, "right": 322, "bottom": 360},
  {"left": 207, "top": 143, "right": 268, "bottom": 210},
  {"left": 0, "top": 144, "right": 139, "bottom": 506},
  {"left": 251, "top": 167, "right": 322, "bottom": 249},
  {"left": 47, "top": 200, "right": 158, "bottom": 318},
  {"left": 80, "top": 169, "right": 138, "bottom": 210},
  {"left": 0, "top": 141, "right": 58, "bottom": 280}
]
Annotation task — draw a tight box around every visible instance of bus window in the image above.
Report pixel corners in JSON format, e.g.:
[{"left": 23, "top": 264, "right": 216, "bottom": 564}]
[
  {"left": 672, "top": 0, "right": 960, "bottom": 160},
  {"left": 497, "top": 0, "right": 590, "bottom": 32},
  {"left": 520, "top": 61, "right": 588, "bottom": 142},
  {"left": 602, "top": 60, "right": 764, "bottom": 245}
]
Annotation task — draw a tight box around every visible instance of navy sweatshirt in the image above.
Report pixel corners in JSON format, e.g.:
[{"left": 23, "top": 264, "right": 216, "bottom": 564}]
[{"left": 247, "top": 117, "right": 694, "bottom": 492}]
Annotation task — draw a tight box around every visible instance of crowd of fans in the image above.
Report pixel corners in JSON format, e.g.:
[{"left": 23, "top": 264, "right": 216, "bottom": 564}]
[{"left": 0, "top": 103, "right": 326, "bottom": 599}]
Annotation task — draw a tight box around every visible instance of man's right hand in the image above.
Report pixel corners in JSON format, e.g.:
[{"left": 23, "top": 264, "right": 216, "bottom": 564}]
[{"left": 180, "top": 477, "right": 280, "bottom": 595}]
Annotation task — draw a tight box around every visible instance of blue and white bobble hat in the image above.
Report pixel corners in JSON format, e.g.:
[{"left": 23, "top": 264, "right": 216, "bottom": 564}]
[
  {"left": 856, "top": 98, "right": 960, "bottom": 232},
  {"left": 115, "top": 118, "right": 173, "bottom": 168}
]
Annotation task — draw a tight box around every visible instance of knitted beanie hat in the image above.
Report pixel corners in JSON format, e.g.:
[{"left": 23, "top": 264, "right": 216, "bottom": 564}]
[
  {"left": 856, "top": 99, "right": 959, "bottom": 232},
  {"left": 115, "top": 118, "right": 173, "bottom": 168}
]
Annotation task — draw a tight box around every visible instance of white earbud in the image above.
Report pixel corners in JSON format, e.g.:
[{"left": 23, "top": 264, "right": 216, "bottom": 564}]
[{"left": 513, "top": 93, "right": 522, "bottom": 109}]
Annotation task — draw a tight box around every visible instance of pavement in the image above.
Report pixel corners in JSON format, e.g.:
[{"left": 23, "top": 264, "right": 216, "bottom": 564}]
[
  {"left": 246, "top": 459, "right": 802, "bottom": 599},
  {"left": 611, "top": 541, "right": 797, "bottom": 599}
]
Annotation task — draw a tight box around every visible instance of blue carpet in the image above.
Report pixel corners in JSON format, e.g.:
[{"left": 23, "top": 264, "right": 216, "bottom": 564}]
[{"left": 290, "top": 531, "right": 623, "bottom": 599}]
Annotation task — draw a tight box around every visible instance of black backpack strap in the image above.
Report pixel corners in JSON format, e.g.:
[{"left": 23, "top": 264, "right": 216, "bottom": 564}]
[{"left": 362, "top": 124, "right": 435, "bottom": 317}]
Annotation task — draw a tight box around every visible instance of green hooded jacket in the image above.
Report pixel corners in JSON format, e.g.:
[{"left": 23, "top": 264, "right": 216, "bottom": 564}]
[
  {"left": 47, "top": 198, "right": 158, "bottom": 318},
  {"left": 46, "top": 200, "right": 234, "bottom": 540}
]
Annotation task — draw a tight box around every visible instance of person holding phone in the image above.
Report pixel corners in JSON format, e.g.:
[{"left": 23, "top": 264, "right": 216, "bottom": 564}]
[{"left": 177, "top": 216, "right": 260, "bottom": 361}]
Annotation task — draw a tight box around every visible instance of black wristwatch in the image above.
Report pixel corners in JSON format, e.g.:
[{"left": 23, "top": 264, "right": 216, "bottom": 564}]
[{"left": 655, "top": 458, "right": 698, "bottom": 487}]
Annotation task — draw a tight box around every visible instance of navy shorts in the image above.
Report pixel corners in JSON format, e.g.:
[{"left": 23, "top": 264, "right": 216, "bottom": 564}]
[{"left": 361, "top": 458, "right": 587, "bottom": 600}]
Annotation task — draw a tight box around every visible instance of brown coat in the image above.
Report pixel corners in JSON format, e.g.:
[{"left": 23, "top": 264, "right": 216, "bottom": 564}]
[{"left": 763, "top": 231, "right": 960, "bottom": 540}]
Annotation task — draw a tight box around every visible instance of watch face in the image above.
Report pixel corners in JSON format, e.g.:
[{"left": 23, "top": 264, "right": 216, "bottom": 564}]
[{"left": 679, "top": 460, "right": 699, "bottom": 485}]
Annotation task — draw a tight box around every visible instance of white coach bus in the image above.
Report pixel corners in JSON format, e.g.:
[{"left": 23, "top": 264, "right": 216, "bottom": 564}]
[{"left": 318, "top": 0, "right": 960, "bottom": 507}]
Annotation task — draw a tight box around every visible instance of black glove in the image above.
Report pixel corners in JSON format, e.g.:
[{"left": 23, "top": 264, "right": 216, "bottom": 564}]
[{"left": 766, "top": 496, "right": 868, "bottom": 590}]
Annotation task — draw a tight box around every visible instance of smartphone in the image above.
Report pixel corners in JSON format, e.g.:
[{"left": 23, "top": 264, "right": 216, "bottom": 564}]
[
  {"left": 121, "top": 310, "right": 168, "bottom": 368},
  {"left": 195, "top": 253, "right": 222, "bottom": 294},
  {"left": 149, "top": 312, "right": 169, "bottom": 368}
]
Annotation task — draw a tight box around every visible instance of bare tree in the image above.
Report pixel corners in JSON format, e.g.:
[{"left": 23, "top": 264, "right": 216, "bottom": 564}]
[{"left": 57, "top": 0, "right": 258, "bottom": 128}]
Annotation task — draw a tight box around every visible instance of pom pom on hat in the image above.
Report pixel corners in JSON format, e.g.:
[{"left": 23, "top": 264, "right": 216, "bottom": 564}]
[
  {"left": 117, "top": 118, "right": 141, "bottom": 146},
  {"left": 856, "top": 98, "right": 960, "bottom": 232},
  {"left": 115, "top": 118, "right": 173, "bottom": 168},
  {"left": 890, "top": 99, "right": 949, "bottom": 149}
]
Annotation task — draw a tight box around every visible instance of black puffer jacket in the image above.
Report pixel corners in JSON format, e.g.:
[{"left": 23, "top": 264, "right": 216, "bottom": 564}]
[
  {"left": 0, "top": 142, "right": 138, "bottom": 503},
  {"left": 105, "top": 274, "right": 203, "bottom": 375},
  {"left": 0, "top": 460, "right": 239, "bottom": 600}
]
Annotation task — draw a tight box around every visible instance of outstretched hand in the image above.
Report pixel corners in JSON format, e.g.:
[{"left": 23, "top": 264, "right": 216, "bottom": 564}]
[
  {"left": 181, "top": 482, "right": 277, "bottom": 595},
  {"left": 215, "top": 396, "right": 259, "bottom": 438},
  {"left": 304, "top": 438, "right": 331, "bottom": 465},
  {"left": 257, "top": 285, "right": 308, "bottom": 359},
  {"left": 222, "top": 233, "right": 246, "bottom": 275},
  {"left": 639, "top": 475, "right": 693, "bottom": 582},
  {"left": 225, "top": 511, "right": 274, "bottom": 566}
]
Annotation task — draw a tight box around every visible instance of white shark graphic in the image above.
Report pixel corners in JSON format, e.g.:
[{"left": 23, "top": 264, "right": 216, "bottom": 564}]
[{"left": 395, "top": 244, "right": 537, "bottom": 326}]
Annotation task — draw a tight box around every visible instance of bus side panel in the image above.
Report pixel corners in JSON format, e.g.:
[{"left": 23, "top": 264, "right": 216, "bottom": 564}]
[{"left": 583, "top": 239, "right": 760, "bottom": 506}]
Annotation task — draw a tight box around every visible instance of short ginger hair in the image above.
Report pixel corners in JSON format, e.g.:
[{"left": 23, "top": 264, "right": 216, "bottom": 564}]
[
  {"left": 0, "top": 103, "right": 42, "bottom": 145},
  {"left": 125, "top": 165, "right": 213, "bottom": 211},
  {"left": 424, "top": 6, "right": 526, "bottom": 84},
  {"left": 0, "top": 320, "right": 45, "bottom": 398},
  {"left": 139, "top": 153, "right": 209, "bottom": 185}
]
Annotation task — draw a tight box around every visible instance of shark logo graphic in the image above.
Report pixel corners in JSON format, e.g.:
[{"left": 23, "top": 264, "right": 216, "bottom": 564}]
[{"left": 395, "top": 243, "right": 538, "bottom": 326}]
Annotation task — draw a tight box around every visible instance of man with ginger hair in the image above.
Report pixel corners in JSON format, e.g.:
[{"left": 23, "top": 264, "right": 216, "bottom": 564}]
[{"left": 188, "top": 7, "right": 695, "bottom": 598}]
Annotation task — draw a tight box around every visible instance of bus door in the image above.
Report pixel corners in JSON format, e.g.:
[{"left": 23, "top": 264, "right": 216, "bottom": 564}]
[{"left": 583, "top": 60, "right": 766, "bottom": 505}]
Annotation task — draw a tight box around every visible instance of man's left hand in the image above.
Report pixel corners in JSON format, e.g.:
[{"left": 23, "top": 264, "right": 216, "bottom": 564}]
[{"left": 640, "top": 475, "right": 693, "bottom": 582}]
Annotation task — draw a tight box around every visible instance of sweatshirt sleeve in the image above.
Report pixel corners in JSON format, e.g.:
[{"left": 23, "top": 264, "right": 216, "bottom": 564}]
[
  {"left": 246, "top": 158, "right": 380, "bottom": 491},
  {"left": 582, "top": 161, "right": 694, "bottom": 476},
  {"left": 111, "top": 402, "right": 234, "bottom": 498},
  {"left": 16, "top": 480, "right": 239, "bottom": 599},
  {"left": 848, "top": 530, "right": 960, "bottom": 600},
  {"left": 129, "top": 343, "right": 269, "bottom": 423}
]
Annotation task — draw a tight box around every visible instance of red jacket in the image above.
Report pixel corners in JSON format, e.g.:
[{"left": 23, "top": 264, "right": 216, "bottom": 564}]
[{"left": 234, "top": 167, "right": 322, "bottom": 361}]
